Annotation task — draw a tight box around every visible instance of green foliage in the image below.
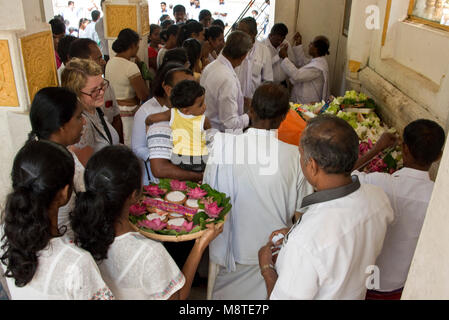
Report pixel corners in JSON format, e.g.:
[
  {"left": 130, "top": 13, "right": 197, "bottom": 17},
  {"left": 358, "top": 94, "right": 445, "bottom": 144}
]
[
  {"left": 157, "top": 179, "right": 172, "bottom": 192},
  {"left": 129, "top": 214, "right": 145, "bottom": 225},
  {"left": 193, "top": 210, "right": 209, "bottom": 228},
  {"left": 186, "top": 181, "right": 200, "bottom": 189},
  {"left": 383, "top": 153, "right": 397, "bottom": 169}
]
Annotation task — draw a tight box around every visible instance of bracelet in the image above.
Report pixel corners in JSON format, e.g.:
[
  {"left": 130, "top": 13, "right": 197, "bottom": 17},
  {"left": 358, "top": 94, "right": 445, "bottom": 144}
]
[{"left": 260, "top": 264, "right": 276, "bottom": 274}]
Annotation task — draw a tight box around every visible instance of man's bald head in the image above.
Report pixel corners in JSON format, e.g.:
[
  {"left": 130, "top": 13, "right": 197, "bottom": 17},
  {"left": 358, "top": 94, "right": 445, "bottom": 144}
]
[{"left": 301, "top": 115, "right": 359, "bottom": 176}]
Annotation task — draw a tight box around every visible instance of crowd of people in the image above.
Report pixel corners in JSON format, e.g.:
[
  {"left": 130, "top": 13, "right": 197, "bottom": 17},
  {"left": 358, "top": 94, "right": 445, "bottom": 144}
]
[{"left": 0, "top": 0, "right": 446, "bottom": 301}]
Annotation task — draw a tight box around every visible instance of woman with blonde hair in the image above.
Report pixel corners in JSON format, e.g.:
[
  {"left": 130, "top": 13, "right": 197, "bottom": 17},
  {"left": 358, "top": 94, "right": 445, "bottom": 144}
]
[{"left": 62, "top": 58, "right": 120, "bottom": 167}]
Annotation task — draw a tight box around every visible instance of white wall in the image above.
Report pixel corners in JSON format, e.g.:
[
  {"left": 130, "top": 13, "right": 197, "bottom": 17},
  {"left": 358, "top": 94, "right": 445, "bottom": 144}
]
[
  {"left": 348, "top": 0, "right": 449, "bottom": 129},
  {"left": 274, "top": 0, "right": 299, "bottom": 39},
  {"left": 0, "top": 0, "right": 51, "bottom": 207},
  {"left": 295, "top": 0, "right": 347, "bottom": 96},
  {"left": 346, "top": 0, "right": 449, "bottom": 298}
]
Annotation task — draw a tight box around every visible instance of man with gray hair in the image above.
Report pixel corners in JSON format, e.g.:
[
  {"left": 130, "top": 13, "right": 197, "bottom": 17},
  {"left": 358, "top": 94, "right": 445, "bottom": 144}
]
[
  {"left": 258, "top": 115, "right": 394, "bottom": 300},
  {"left": 200, "top": 30, "right": 253, "bottom": 132}
]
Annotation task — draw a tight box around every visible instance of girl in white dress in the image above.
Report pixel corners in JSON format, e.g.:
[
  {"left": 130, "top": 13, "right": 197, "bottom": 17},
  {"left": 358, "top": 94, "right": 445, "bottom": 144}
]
[
  {"left": 28, "top": 87, "right": 86, "bottom": 239},
  {"left": 71, "top": 145, "right": 223, "bottom": 300},
  {"left": 0, "top": 140, "right": 114, "bottom": 300}
]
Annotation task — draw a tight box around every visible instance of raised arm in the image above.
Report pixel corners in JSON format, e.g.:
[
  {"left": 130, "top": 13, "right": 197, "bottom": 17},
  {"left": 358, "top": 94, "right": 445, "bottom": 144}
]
[
  {"left": 281, "top": 58, "right": 322, "bottom": 84},
  {"left": 129, "top": 74, "right": 150, "bottom": 103},
  {"left": 145, "top": 110, "right": 171, "bottom": 127},
  {"left": 150, "top": 158, "right": 203, "bottom": 182},
  {"left": 204, "top": 117, "right": 212, "bottom": 130},
  {"left": 353, "top": 132, "right": 399, "bottom": 171},
  {"left": 175, "top": 224, "right": 224, "bottom": 300}
]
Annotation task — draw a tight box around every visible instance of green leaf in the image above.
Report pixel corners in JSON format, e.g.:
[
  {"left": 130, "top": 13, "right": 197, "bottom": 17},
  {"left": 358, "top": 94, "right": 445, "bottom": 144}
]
[
  {"left": 140, "top": 227, "right": 156, "bottom": 234},
  {"left": 189, "top": 226, "right": 203, "bottom": 234},
  {"left": 193, "top": 211, "right": 209, "bottom": 226},
  {"left": 220, "top": 203, "right": 232, "bottom": 219},
  {"left": 383, "top": 153, "right": 397, "bottom": 169},
  {"left": 365, "top": 99, "right": 376, "bottom": 109},
  {"left": 158, "top": 179, "right": 172, "bottom": 192},
  {"left": 186, "top": 181, "right": 199, "bottom": 189},
  {"left": 129, "top": 215, "right": 145, "bottom": 225},
  {"left": 155, "top": 229, "right": 179, "bottom": 236},
  {"left": 198, "top": 217, "right": 205, "bottom": 229}
]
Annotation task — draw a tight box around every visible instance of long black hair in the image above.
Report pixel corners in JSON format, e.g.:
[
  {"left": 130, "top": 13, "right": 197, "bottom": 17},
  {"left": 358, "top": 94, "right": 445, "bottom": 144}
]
[
  {"left": 152, "top": 62, "right": 184, "bottom": 98},
  {"left": 29, "top": 87, "right": 79, "bottom": 142},
  {"left": 205, "top": 26, "right": 224, "bottom": 42},
  {"left": 71, "top": 145, "right": 142, "bottom": 261},
  {"left": 182, "top": 38, "right": 201, "bottom": 72},
  {"left": 176, "top": 21, "right": 203, "bottom": 47},
  {"left": 0, "top": 140, "right": 75, "bottom": 287},
  {"left": 161, "top": 47, "right": 188, "bottom": 67},
  {"left": 112, "top": 28, "right": 140, "bottom": 53}
]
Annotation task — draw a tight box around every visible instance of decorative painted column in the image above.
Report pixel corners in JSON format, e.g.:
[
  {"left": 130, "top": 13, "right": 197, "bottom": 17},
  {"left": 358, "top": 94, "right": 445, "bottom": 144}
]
[
  {"left": 0, "top": 0, "right": 57, "bottom": 202},
  {"left": 102, "top": 0, "right": 150, "bottom": 66},
  {"left": 0, "top": 0, "right": 58, "bottom": 109}
]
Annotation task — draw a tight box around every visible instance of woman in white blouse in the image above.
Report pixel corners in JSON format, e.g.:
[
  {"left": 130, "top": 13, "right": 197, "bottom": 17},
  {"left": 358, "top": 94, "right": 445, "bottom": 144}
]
[
  {"left": 71, "top": 145, "right": 223, "bottom": 300},
  {"left": 106, "top": 28, "right": 150, "bottom": 147},
  {"left": 28, "top": 87, "right": 86, "bottom": 239},
  {"left": 62, "top": 58, "right": 120, "bottom": 167},
  {"left": 0, "top": 140, "right": 114, "bottom": 300}
]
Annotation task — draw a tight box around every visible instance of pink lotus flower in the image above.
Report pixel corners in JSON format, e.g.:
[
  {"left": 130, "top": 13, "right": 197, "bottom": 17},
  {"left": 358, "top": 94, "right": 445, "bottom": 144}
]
[
  {"left": 200, "top": 196, "right": 215, "bottom": 205},
  {"left": 129, "top": 204, "right": 146, "bottom": 216},
  {"left": 170, "top": 180, "right": 188, "bottom": 191},
  {"left": 138, "top": 218, "right": 167, "bottom": 231},
  {"left": 144, "top": 185, "right": 166, "bottom": 197},
  {"left": 170, "top": 221, "right": 194, "bottom": 233},
  {"left": 204, "top": 202, "right": 223, "bottom": 219},
  {"left": 187, "top": 187, "right": 208, "bottom": 199}
]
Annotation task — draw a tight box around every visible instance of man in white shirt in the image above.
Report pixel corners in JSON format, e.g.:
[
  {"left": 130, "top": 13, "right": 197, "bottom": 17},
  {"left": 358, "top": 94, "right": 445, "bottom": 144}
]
[
  {"left": 279, "top": 33, "right": 330, "bottom": 104},
  {"left": 81, "top": 10, "right": 100, "bottom": 44},
  {"left": 200, "top": 31, "right": 253, "bottom": 132},
  {"left": 173, "top": 4, "right": 187, "bottom": 24},
  {"left": 352, "top": 119, "right": 446, "bottom": 300},
  {"left": 190, "top": 0, "right": 202, "bottom": 21},
  {"left": 258, "top": 115, "right": 394, "bottom": 300},
  {"left": 213, "top": 0, "right": 228, "bottom": 26},
  {"left": 63, "top": 1, "right": 81, "bottom": 30},
  {"left": 205, "top": 83, "right": 313, "bottom": 300},
  {"left": 264, "top": 23, "right": 296, "bottom": 86},
  {"left": 235, "top": 17, "right": 273, "bottom": 100},
  {"left": 160, "top": 2, "right": 173, "bottom": 20}
]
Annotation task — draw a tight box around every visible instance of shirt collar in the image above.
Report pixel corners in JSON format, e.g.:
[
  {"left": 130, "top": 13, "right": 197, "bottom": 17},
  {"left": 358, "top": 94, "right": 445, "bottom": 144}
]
[
  {"left": 218, "top": 53, "right": 235, "bottom": 72},
  {"left": 393, "top": 167, "right": 431, "bottom": 181},
  {"left": 300, "top": 176, "right": 361, "bottom": 209},
  {"left": 245, "top": 128, "right": 277, "bottom": 137}
]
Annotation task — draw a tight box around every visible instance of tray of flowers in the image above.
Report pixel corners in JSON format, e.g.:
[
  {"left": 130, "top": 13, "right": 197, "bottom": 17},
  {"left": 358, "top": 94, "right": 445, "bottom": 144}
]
[{"left": 129, "top": 179, "right": 231, "bottom": 242}]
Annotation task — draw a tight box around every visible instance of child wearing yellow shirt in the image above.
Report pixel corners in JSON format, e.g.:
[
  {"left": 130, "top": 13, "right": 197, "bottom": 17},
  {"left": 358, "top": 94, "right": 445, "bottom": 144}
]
[{"left": 145, "top": 80, "right": 210, "bottom": 172}]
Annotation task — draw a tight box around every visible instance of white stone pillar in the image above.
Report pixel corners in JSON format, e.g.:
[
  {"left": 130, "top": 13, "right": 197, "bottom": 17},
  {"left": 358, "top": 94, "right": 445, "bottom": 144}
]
[{"left": 0, "top": 0, "right": 58, "bottom": 203}]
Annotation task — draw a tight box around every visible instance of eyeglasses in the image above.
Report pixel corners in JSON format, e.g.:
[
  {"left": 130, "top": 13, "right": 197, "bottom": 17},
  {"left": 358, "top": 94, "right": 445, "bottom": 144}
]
[{"left": 80, "top": 79, "right": 109, "bottom": 99}]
